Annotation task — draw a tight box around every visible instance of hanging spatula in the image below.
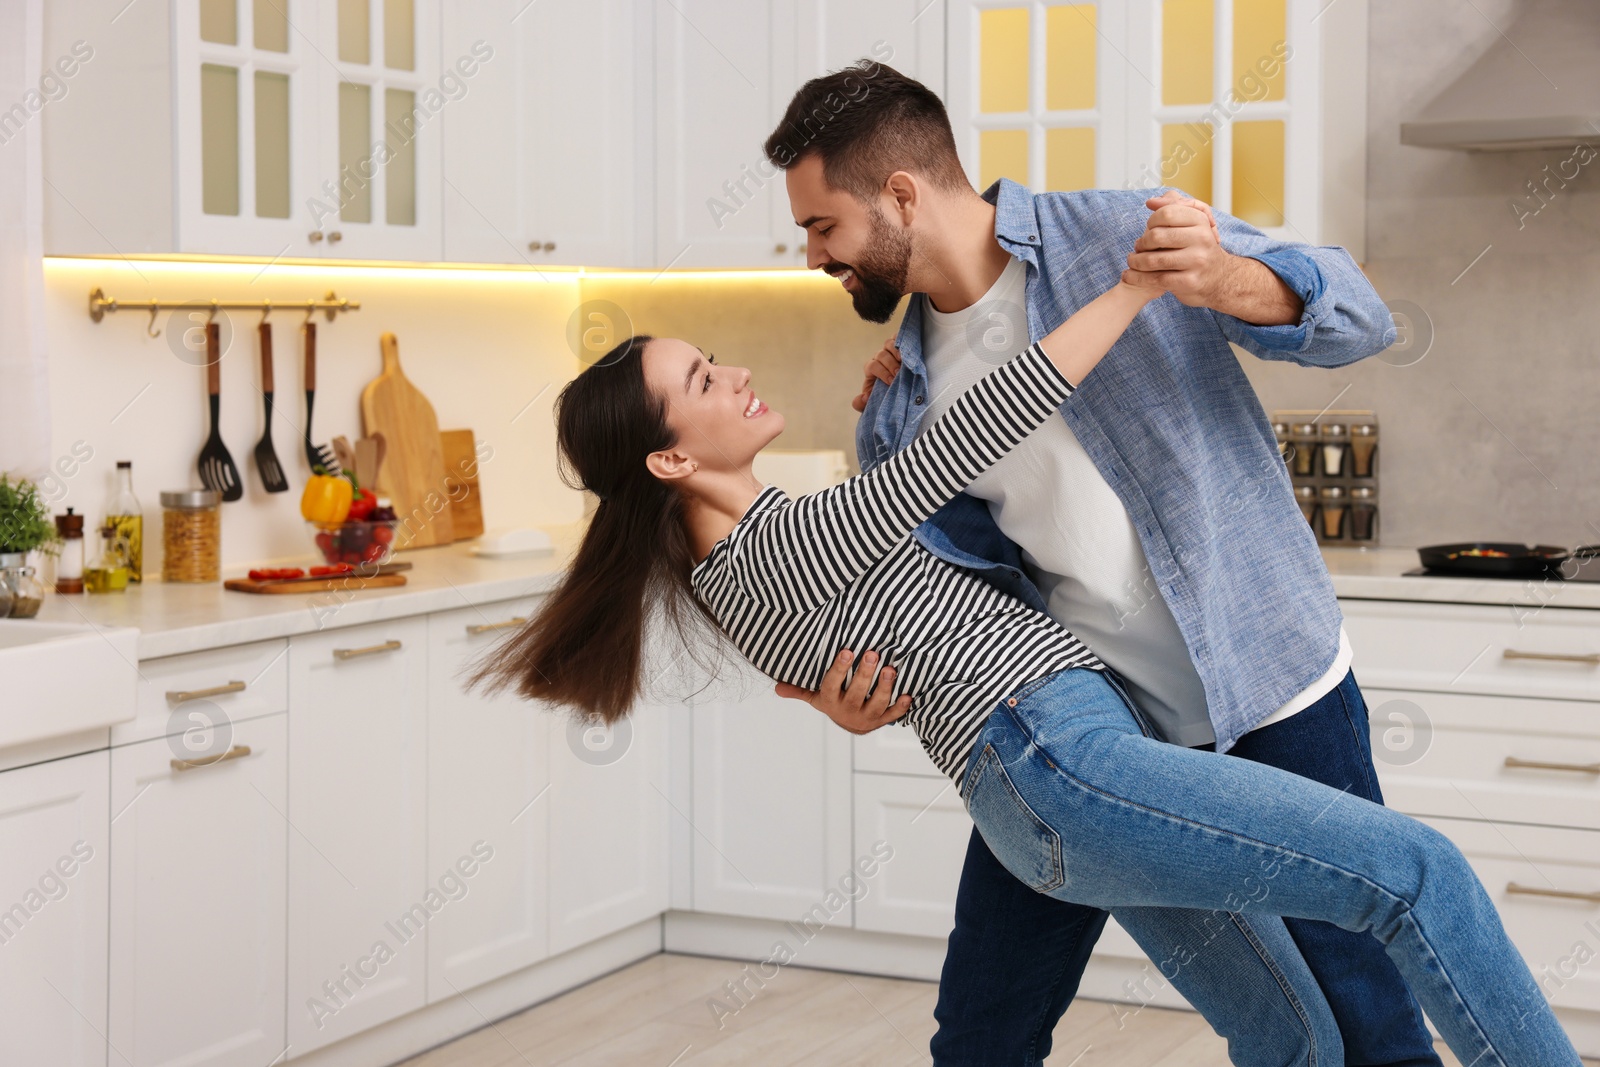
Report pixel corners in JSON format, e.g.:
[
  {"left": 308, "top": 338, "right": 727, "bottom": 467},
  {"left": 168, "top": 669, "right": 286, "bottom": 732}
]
[
  {"left": 302, "top": 321, "right": 337, "bottom": 474},
  {"left": 199, "top": 322, "right": 243, "bottom": 502},
  {"left": 253, "top": 321, "right": 289, "bottom": 493}
]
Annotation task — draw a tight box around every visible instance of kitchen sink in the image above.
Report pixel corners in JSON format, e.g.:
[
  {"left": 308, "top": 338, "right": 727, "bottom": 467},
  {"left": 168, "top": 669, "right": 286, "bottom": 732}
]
[{"left": 0, "top": 620, "right": 139, "bottom": 749}]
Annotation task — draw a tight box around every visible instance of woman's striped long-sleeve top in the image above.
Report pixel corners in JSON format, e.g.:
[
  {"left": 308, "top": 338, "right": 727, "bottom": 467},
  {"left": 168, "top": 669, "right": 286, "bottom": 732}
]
[{"left": 691, "top": 342, "right": 1105, "bottom": 789}]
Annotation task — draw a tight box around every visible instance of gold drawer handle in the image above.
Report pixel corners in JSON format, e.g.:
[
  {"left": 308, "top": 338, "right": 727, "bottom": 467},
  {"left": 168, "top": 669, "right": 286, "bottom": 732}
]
[
  {"left": 166, "top": 680, "right": 246, "bottom": 704},
  {"left": 170, "top": 744, "right": 252, "bottom": 773},
  {"left": 1502, "top": 649, "right": 1600, "bottom": 666},
  {"left": 467, "top": 617, "right": 527, "bottom": 636},
  {"left": 1505, "top": 756, "right": 1600, "bottom": 775},
  {"left": 333, "top": 639, "right": 403, "bottom": 660},
  {"left": 1506, "top": 882, "right": 1600, "bottom": 904}
]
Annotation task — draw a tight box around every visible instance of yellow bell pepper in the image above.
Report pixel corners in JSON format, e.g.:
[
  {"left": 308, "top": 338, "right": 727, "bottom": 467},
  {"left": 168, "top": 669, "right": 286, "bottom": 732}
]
[{"left": 300, "top": 473, "right": 353, "bottom": 525}]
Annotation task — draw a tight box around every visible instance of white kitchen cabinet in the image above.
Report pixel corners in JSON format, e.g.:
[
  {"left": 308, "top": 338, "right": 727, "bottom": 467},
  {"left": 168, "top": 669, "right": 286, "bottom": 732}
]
[
  {"left": 945, "top": 0, "right": 1367, "bottom": 259},
  {"left": 109, "top": 713, "right": 288, "bottom": 1067},
  {"left": 654, "top": 0, "right": 804, "bottom": 268},
  {"left": 45, "top": 0, "right": 444, "bottom": 260},
  {"left": 441, "top": 0, "right": 649, "bottom": 266},
  {"left": 851, "top": 771, "right": 970, "bottom": 937},
  {"left": 0, "top": 749, "right": 110, "bottom": 1067},
  {"left": 690, "top": 658, "right": 853, "bottom": 920},
  {"left": 853, "top": 720, "right": 944, "bottom": 777},
  {"left": 286, "top": 616, "right": 430, "bottom": 1053},
  {"left": 547, "top": 696, "right": 670, "bottom": 955},
  {"left": 424, "top": 600, "right": 550, "bottom": 1000},
  {"left": 796, "top": 0, "right": 946, "bottom": 94}
]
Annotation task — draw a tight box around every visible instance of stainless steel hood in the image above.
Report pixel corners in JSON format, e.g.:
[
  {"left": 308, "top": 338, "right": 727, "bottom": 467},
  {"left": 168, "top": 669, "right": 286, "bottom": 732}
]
[{"left": 1400, "top": 0, "right": 1600, "bottom": 152}]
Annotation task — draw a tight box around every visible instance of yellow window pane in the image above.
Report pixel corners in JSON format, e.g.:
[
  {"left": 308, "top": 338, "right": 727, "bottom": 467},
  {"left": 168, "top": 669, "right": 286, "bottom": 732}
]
[
  {"left": 199, "top": 0, "right": 238, "bottom": 45},
  {"left": 1160, "top": 122, "right": 1213, "bottom": 202},
  {"left": 980, "top": 8, "right": 1030, "bottom": 113},
  {"left": 1045, "top": 5, "right": 1096, "bottom": 111},
  {"left": 338, "top": 81, "right": 373, "bottom": 223},
  {"left": 1232, "top": 120, "right": 1284, "bottom": 227},
  {"left": 253, "top": 0, "right": 289, "bottom": 52},
  {"left": 1233, "top": 0, "right": 1286, "bottom": 101},
  {"left": 200, "top": 64, "right": 240, "bottom": 216},
  {"left": 384, "top": 0, "right": 415, "bottom": 71},
  {"left": 254, "top": 71, "right": 290, "bottom": 218},
  {"left": 1162, "top": 0, "right": 1213, "bottom": 106},
  {"left": 980, "top": 129, "right": 1030, "bottom": 191},
  {"left": 339, "top": 0, "right": 371, "bottom": 65},
  {"left": 1045, "top": 127, "right": 1095, "bottom": 191},
  {"left": 385, "top": 89, "right": 417, "bottom": 225}
]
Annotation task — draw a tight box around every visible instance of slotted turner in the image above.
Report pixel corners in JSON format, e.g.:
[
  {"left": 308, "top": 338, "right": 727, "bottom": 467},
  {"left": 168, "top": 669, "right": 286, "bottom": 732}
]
[
  {"left": 302, "top": 321, "right": 337, "bottom": 474},
  {"left": 253, "top": 321, "right": 289, "bottom": 493},
  {"left": 199, "top": 322, "right": 243, "bottom": 502}
]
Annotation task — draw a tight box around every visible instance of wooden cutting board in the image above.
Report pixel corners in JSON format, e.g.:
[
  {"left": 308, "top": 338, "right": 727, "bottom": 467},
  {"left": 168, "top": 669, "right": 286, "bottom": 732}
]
[
  {"left": 225, "top": 574, "right": 408, "bottom": 595},
  {"left": 361, "top": 333, "right": 454, "bottom": 548},
  {"left": 439, "top": 429, "right": 485, "bottom": 541}
]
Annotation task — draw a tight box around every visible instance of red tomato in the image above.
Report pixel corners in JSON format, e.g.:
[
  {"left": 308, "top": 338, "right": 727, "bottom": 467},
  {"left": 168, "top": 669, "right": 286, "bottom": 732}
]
[
  {"left": 372, "top": 524, "right": 395, "bottom": 546},
  {"left": 362, "top": 542, "right": 385, "bottom": 562}
]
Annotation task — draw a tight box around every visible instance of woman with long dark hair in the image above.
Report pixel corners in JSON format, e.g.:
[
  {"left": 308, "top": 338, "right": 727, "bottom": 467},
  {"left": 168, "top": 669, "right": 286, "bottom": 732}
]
[{"left": 472, "top": 278, "right": 1579, "bottom": 1066}]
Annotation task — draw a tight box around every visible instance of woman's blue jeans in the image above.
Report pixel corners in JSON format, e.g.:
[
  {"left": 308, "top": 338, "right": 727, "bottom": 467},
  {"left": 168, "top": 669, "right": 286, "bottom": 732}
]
[{"left": 960, "top": 666, "right": 1581, "bottom": 1067}]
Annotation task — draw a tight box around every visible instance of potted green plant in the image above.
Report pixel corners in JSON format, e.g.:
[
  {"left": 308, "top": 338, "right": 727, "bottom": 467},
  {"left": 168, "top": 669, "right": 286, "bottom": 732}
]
[{"left": 0, "top": 475, "right": 62, "bottom": 619}]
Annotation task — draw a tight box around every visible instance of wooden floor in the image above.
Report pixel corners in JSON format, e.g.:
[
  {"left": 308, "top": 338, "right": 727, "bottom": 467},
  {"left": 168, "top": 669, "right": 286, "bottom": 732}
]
[{"left": 398, "top": 952, "right": 1593, "bottom": 1067}]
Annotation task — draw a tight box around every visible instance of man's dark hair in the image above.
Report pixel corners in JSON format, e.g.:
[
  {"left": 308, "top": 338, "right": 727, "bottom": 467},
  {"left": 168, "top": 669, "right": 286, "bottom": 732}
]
[{"left": 763, "top": 61, "right": 970, "bottom": 202}]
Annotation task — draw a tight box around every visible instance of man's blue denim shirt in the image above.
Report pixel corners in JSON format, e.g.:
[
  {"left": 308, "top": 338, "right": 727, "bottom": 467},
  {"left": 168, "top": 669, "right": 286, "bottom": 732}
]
[{"left": 857, "top": 179, "right": 1396, "bottom": 754}]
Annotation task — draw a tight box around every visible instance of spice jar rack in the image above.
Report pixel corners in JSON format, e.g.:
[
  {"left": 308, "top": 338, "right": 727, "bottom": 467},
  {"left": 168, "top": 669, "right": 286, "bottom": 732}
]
[{"left": 1273, "top": 410, "right": 1379, "bottom": 546}]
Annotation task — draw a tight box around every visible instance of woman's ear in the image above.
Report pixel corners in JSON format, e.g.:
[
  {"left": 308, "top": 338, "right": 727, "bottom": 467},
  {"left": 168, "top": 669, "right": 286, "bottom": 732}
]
[{"left": 646, "top": 447, "right": 697, "bottom": 482}]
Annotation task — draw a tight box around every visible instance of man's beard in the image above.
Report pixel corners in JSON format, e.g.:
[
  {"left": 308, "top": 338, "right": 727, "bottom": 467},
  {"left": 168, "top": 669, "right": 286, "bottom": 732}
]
[{"left": 834, "top": 206, "right": 913, "bottom": 324}]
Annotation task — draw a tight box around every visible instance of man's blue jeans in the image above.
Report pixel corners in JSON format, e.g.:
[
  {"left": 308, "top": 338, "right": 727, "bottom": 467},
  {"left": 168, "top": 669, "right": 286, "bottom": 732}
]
[{"left": 934, "top": 671, "right": 1574, "bottom": 1067}]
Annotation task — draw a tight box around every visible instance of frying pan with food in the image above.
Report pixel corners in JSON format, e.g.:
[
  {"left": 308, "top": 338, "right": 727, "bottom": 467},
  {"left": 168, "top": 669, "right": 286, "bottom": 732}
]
[{"left": 1416, "top": 542, "right": 1570, "bottom": 577}]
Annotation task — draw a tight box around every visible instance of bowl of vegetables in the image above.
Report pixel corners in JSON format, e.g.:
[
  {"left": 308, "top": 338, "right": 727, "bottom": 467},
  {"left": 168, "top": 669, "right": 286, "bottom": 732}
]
[{"left": 300, "top": 468, "right": 399, "bottom": 565}]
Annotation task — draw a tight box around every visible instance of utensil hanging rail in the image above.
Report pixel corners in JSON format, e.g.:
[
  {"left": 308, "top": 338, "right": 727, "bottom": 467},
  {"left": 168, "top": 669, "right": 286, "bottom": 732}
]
[{"left": 87, "top": 287, "right": 360, "bottom": 325}]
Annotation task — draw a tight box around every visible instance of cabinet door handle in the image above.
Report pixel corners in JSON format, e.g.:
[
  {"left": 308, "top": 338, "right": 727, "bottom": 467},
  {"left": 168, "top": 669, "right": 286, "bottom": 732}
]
[
  {"left": 308, "top": 230, "right": 324, "bottom": 243},
  {"left": 774, "top": 242, "right": 788, "bottom": 253},
  {"left": 333, "top": 639, "right": 403, "bottom": 660},
  {"left": 166, "top": 680, "right": 246, "bottom": 704},
  {"left": 1502, "top": 649, "right": 1600, "bottom": 666},
  {"left": 1506, "top": 882, "right": 1600, "bottom": 904},
  {"left": 467, "top": 617, "right": 527, "bottom": 636},
  {"left": 1504, "top": 756, "right": 1600, "bottom": 775},
  {"left": 170, "top": 744, "right": 252, "bottom": 773},
  {"left": 328, "top": 231, "right": 343, "bottom": 244}
]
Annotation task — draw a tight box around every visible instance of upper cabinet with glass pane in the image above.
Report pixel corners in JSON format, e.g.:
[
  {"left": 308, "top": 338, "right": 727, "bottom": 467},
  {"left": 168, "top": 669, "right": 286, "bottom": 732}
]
[
  {"left": 42, "top": 0, "right": 444, "bottom": 260},
  {"left": 946, "top": 0, "right": 1369, "bottom": 261}
]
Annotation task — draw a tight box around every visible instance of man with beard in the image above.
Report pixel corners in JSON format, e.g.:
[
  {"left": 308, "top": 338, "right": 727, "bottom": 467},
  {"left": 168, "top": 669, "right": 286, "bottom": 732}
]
[{"left": 762, "top": 63, "right": 1441, "bottom": 1067}]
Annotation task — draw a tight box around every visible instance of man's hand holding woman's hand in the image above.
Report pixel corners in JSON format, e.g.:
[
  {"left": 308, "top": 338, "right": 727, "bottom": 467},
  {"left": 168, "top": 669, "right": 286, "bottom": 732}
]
[
  {"left": 1120, "top": 190, "right": 1224, "bottom": 304},
  {"left": 774, "top": 648, "right": 911, "bottom": 735}
]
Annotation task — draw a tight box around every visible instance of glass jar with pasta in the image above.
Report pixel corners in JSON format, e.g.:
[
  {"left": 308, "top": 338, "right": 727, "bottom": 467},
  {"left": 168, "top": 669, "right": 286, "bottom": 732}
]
[{"left": 161, "top": 489, "right": 221, "bottom": 583}]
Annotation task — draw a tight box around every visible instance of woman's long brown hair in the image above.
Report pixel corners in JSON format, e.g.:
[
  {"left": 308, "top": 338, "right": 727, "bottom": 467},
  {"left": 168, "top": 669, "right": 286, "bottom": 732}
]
[{"left": 468, "top": 335, "right": 720, "bottom": 724}]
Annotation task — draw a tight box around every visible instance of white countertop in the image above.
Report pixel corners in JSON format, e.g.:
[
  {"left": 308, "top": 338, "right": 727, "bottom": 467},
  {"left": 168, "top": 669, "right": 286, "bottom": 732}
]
[
  {"left": 27, "top": 536, "right": 1600, "bottom": 662},
  {"left": 34, "top": 528, "right": 583, "bottom": 660},
  {"left": 1321, "top": 546, "right": 1600, "bottom": 612}
]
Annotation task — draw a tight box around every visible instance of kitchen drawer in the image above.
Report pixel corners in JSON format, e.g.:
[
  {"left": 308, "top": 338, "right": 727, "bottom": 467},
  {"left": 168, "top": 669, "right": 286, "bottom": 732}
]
[
  {"left": 1365, "top": 688, "right": 1600, "bottom": 831},
  {"left": 117, "top": 640, "right": 288, "bottom": 747},
  {"left": 854, "top": 722, "right": 944, "bottom": 777},
  {"left": 1419, "top": 816, "right": 1600, "bottom": 1017},
  {"left": 1344, "top": 599, "right": 1600, "bottom": 702}
]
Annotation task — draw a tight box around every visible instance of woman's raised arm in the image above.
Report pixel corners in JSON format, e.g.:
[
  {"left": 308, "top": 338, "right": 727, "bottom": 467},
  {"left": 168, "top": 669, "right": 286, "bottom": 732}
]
[{"left": 719, "top": 281, "right": 1161, "bottom": 613}]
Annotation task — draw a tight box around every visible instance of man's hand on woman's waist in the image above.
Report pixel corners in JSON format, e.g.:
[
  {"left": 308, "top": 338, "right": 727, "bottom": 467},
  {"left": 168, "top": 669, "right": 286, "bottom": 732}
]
[{"left": 774, "top": 648, "right": 911, "bottom": 734}]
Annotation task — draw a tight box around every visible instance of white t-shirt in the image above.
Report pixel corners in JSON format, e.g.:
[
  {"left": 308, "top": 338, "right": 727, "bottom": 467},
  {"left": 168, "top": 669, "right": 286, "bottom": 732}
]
[{"left": 918, "top": 257, "right": 1348, "bottom": 746}]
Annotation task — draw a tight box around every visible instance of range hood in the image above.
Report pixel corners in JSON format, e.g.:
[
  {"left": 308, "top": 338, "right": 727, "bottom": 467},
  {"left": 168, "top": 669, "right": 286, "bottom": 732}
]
[{"left": 1400, "top": 0, "right": 1600, "bottom": 152}]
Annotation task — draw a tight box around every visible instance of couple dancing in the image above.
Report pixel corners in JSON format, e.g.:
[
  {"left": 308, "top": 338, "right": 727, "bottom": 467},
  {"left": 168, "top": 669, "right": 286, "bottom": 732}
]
[{"left": 475, "top": 63, "right": 1581, "bottom": 1066}]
